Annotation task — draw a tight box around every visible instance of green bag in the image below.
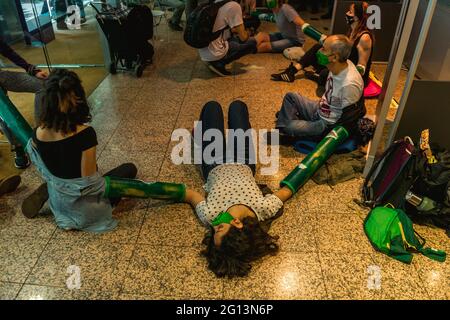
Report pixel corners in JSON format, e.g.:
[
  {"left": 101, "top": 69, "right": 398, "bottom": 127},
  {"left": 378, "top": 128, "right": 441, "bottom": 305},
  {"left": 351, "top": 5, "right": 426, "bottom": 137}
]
[{"left": 364, "top": 206, "right": 446, "bottom": 264}]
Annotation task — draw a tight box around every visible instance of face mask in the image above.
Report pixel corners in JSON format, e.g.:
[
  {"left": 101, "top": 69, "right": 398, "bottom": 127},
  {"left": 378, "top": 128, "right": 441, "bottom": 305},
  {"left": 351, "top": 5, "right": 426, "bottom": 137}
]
[
  {"left": 345, "top": 14, "right": 356, "bottom": 25},
  {"left": 266, "top": 0, "right": 277, "bottom": 9},
  {"left": 316, "top": 50, "right": 333, "bottom": 66},
  {"left": 211, "top": 211, "right": 234, "bottom": 227}
]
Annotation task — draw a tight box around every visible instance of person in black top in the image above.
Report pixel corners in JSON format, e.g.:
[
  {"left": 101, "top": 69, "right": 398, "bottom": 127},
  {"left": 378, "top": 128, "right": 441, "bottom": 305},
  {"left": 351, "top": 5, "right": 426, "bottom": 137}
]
[
  {"left": 0, "top": 37, "right": 48, "bottom": 169},
  {"left": 21, "top": 69, "right": 137, "bottom": 219},
  {"left": 271, "top": 1, "right": 374, "bottom": 86}
]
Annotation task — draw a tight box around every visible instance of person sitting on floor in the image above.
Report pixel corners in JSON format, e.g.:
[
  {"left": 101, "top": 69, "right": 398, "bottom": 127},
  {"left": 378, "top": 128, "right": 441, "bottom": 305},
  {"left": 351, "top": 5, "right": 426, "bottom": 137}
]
[
  {"left": 183, "top": 100, "right": 293, "bottom": 277},
  {"left": 271, "top": 1, "right": 373, "bottom": 86},
  {"left": 275, "top": 35, "right": 364, "bottom": 141},
  {"left": 255, "top": 0, "right": 306, "bottom": 54},
  {"left": 199, "top": 0, "right": 266, "bottom": 77},
  {"left": 21, "top": 69, "right": 137, "bottom": 233}
]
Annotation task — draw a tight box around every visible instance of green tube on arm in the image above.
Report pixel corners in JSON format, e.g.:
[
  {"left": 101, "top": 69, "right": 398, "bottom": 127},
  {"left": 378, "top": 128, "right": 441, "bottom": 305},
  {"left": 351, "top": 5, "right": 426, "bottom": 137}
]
[
  {"left": 281, "top": 126, "right": 349, "bottom": 194},
  {"left": 104, "top": 177, "right": 187, "bottom": 202},
  {"left": 301, "top": 23, "right": 328, "bottom": 45},
  {"left": 0, "top": 90, "right": 33, "bottom": 147}
]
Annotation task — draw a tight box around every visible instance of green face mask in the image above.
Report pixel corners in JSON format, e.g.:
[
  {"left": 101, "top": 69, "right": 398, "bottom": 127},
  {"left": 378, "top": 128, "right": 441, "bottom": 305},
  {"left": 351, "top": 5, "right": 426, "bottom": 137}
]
[
  {"left": 266, "top": 0, "right": 277, "bottom": 9},
  {"left": 316, "top": 50, "right": 333, "bottom": 66},
  {"left": 211, "top": 211, "right": 234, "bottom": 227}
]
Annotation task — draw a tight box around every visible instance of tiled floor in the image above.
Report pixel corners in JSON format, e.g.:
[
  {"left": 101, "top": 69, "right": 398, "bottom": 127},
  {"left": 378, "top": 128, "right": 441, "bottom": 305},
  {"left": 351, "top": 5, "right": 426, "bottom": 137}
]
[{"left": 1, "top": 18, "right": 449, "bottom": 300}]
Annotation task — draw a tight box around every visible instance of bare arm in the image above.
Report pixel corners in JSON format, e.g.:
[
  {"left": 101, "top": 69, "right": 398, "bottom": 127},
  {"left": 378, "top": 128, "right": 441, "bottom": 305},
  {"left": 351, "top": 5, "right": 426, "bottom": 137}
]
[
  {"left": 184, "top": 188, "right": 206, "bottom": 208},
  {"left": 356, "top": 34, "right": 372, "bottom": 74},
  {"left": 293, "top": 15, "right": 305, "bottom": 27},
  {"left": 273, "top": 186, "right": 294, "bottom": 203},
  {"left": 81, "top": 146, "right": 97, "bottom": 177},
  {"left": 231, "top": 23, "right": 249, "bottom": 42}
]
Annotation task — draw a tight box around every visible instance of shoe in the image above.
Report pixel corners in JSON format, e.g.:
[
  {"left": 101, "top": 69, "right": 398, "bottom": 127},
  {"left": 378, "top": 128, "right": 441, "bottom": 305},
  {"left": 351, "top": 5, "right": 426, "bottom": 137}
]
[
  {"left": 207, "top": 61, "right": 232, "bottom": 77},
  {"left": 168, "top": 20, "right": 183, "bottom": 31},
  {"left": 0, "top": 175, "right": 21, "bottom": 196},
  {"left": 305, "top": 70, "right": 320, "bottom": 83},
  {"left": 21, "top": 183, "right": 49, "bottom": 219},
  {"left": 271, "top": 63, "right": 297, "bottom": 83},
  {"left": 14, "top": 153, "right": 30, "bottom": 169}
]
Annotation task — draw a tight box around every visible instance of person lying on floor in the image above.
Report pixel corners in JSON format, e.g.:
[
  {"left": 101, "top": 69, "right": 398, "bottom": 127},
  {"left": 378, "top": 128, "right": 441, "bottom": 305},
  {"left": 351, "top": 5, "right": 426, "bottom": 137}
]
[
  {"left": 182, "top": 100, "right": 293, "bottom": 277},
  {"left": 275, "top": 35, "right": 364, "bottom": 141},
  {"left": 200, "top": 0, "right": 267, "bottom": 77},
  {"left": 21, "top": 69, "right": 137, "bottom": 233},
  {"left": 255, "top": 0, "right": 306, "bottom": 54},
  {"left": 272, "top": 1, "right": 373, "bottom": 85}
]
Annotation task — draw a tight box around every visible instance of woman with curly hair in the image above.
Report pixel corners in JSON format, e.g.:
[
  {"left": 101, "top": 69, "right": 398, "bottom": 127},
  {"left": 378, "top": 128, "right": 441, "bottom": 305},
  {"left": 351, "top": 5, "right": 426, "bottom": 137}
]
[{"left": 183, "top": 100, "right": 293, "bottom": 277}]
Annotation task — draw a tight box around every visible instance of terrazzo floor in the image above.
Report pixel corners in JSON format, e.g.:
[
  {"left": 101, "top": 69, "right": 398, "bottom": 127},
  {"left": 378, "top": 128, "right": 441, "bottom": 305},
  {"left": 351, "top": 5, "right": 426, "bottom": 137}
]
[{"left": 1, "top": 17, "right": 448, "bottom": 300}]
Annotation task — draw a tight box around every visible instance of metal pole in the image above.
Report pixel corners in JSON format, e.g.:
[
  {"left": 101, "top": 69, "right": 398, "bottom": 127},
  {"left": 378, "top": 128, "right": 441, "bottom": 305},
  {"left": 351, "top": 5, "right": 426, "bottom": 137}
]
[
  {"left": 363, "top": 0, "right": 420, "bottom": 177},
  {"left": 386, "top": 0, "right": 438, "bottom": 146}
]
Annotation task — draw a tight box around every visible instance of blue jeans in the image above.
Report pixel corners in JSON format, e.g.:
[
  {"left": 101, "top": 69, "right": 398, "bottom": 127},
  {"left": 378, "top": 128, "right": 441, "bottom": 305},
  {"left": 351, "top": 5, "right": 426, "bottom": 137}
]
[
  {"left": 217, "top": 37, "right": 257, "bottom": 66},
  {"left": 197, "top": 100, "right": 256, "bottom": 180},
  {"left": 269, "top": 32, "right": 302, "bottom": 53},
  {"left": 276, "top": 92, "right": 327, "bottom": 138}
]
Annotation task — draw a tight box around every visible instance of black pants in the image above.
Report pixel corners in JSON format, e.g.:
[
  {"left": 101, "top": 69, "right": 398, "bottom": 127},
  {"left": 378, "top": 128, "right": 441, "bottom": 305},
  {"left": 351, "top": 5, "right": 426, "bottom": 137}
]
[
  {"left": 103, "top": 163, "right": 138, "bottom": 206},
  {"left": 244, "top": 16, "right": 261, "bottom": 34},
  {"left": 197, "top": 100, "right": 256, "bottom": 180}
]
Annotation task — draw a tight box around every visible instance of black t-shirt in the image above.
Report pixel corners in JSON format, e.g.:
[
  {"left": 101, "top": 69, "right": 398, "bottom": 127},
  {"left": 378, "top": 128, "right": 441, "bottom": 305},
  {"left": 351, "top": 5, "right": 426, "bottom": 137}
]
[{"left": 33, "top": 126, "right": 98, "bottom": 179}]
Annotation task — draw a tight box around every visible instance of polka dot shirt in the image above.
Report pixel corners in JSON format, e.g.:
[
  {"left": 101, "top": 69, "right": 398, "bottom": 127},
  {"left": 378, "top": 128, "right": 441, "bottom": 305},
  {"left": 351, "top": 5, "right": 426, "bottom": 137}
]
[{"left": 195, "top": 164, "right": 284, "bottom": 226}]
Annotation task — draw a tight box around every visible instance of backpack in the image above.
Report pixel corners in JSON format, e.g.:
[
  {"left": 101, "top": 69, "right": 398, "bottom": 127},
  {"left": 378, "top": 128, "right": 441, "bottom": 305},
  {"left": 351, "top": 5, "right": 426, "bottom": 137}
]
[
  {"left": 404, "top": 145, "right": 450, "bottom": 236},
  {"left": 184, "top": 0, "right": 231, "bottom": 49},
  {"left": 364, "top": 206, "right": 446, "bottom": 264},
  {"left": 362, "top": 137, "right": 417, "bottom": 208}
]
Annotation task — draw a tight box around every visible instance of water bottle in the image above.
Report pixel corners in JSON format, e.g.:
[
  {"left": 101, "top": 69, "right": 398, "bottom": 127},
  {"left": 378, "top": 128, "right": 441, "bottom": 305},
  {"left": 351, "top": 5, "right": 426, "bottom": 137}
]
[{"left": 405, "top": 191, "right": 437, "bottom": 212}]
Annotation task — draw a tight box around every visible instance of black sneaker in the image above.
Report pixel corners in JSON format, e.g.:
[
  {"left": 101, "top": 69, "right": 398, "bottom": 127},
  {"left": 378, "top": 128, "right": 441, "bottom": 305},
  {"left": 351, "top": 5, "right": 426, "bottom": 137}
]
[
  {"left": 271, "top": 63, "right": 297, "bottom": 83},
  {"left": 21, "top": 183, "right": 49, "bottom": 219},
  {"left": 207, "top": 61, "right": 232, "bottom": 77},
  {"left": 168, "top": 20, "right": 183, "bottom": 31},
  {"left": 304, "top": 70, "right": 320, "bottom": 83},
  {"left": 14, "top": 153, "right": 30, "bottom": 169},
  {"left": 0, "top": 175, "right": 21, "bottom": 196}
]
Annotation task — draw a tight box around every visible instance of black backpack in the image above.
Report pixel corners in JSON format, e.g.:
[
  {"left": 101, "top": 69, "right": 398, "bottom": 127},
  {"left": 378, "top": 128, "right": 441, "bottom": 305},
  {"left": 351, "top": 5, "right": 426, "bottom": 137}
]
[
  {"left": 362, "top": 138, "right": 418, "bottom": 208},
  {"left": 184, "top": 0, "right": 231, "bottom": 49},
  {"left": 404, "top": 145, "right": 450, "bottom": 237}
]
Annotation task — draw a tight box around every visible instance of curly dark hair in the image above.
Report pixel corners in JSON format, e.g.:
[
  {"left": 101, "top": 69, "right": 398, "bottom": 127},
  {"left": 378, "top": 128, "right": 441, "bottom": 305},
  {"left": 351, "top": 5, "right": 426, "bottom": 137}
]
[
  {"left": 39, "top": 69, "right": 91, "bottom": 135},
  {"left": 201, "top": 216, "right": 279, "bottom": 278}
]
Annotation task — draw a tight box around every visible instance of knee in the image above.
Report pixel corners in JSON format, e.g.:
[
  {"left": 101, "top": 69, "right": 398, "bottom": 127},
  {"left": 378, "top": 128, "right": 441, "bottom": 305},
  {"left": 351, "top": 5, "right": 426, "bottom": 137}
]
[
  {"left": 203, "top": 100, "right": 222, "bottom": 113},
  {"left": 229, "top": 100, "right": 248, "bottom": 114}
]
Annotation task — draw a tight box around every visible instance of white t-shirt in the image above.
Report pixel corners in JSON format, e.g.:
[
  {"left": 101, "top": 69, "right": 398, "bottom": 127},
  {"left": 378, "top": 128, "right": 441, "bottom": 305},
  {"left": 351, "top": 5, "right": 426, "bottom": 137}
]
[
  {"left": 318, "top": 60, "right": 364, "bottom": 124},
  {"left": 198, "top": 1, "right": 244, "bottom": 62},
  {"left": 195, "top": 164, "right": 284, "bottom": 226}
]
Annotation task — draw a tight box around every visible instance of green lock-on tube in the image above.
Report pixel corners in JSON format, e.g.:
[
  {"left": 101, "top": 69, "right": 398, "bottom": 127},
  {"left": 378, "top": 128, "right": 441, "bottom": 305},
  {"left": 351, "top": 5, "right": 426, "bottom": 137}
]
[
  {"left": 301, "top": 23, "right": 328, "bottom": 45},
  {"left": 0, "top": 90, "right": 33, "bottom": 147},
  {"left": 281, "top": 126, "right": 349, "bottom": 194},
  {"left": 104, "top": 176, "right": 187, "bottom": 202}
]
